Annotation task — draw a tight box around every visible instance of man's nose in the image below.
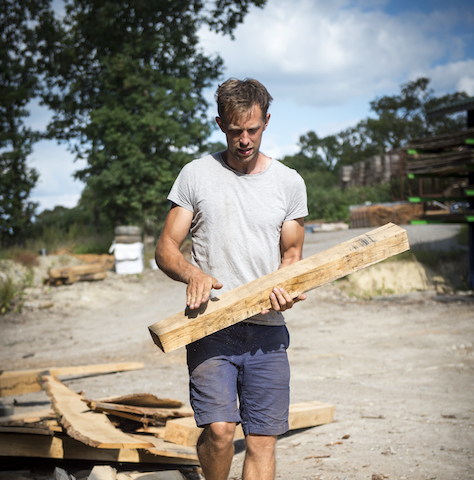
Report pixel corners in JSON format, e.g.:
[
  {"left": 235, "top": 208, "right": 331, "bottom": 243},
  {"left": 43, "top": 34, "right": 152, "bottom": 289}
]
[{"left": 239, "top": 131, "right": 250, "bottom": 145}]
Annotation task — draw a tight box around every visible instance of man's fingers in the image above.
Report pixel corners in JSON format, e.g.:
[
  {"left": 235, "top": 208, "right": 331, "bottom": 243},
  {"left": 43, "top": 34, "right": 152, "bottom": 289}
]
[
  {"left": 267, "top": 287, "right": 306, "bottom": 313},
  {"left": 187, "top": 277, "right": 222, "bottom": 309}
]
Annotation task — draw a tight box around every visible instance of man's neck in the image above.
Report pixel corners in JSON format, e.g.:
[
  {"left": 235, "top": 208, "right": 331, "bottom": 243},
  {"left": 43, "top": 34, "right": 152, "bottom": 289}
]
[{"left": 222, "top": 150, "right": 271, "bottom": 175}]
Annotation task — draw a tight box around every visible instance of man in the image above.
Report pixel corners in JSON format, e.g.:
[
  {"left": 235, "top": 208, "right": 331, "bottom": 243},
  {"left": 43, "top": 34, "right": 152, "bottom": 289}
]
[{"left": 155, "top": 78, "right": 308, "bottom": 480}]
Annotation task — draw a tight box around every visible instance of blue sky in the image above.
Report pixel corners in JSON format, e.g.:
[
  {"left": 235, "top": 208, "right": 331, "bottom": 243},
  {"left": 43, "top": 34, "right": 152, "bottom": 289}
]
[{"left": 27, "top": 0, "right": 474, "bottom": 212}]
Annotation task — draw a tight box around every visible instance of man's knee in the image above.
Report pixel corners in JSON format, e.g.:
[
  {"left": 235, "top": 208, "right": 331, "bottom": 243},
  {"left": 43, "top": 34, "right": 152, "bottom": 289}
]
[
  {"left": 199, "top": 422, "right": 236, "bottom": 450},
  {"left": 245, "top": 434, "right": 277, "bottom": 458}
]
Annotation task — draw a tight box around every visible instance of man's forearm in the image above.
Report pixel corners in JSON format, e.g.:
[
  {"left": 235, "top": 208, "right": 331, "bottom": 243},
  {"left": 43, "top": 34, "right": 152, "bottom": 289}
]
[{"left": 155, "top": 241, "right": 199, "bottom": 285}]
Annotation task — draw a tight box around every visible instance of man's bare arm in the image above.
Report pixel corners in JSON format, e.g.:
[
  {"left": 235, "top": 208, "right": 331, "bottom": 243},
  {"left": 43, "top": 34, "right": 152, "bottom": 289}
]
[
  {"left": 155, "top": 205, "right": 222, "bottom": 309},
  {"left": 263, "top": 217, "right": 306, "bottom": 313}
]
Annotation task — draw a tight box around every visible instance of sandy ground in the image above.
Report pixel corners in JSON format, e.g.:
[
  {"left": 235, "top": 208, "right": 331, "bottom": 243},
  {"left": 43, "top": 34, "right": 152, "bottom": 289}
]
[{"left": 1, "top": 224, "right": 473, "bottom": 479}]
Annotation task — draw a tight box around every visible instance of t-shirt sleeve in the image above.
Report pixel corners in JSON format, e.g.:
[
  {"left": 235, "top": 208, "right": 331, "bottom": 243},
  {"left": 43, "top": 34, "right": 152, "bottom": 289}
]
[
  {"left": 167, "top": 163, "right": 195, "bottom": 213},
  {"left": 284, "top": 173, "right": 308, "bottom": 222}
]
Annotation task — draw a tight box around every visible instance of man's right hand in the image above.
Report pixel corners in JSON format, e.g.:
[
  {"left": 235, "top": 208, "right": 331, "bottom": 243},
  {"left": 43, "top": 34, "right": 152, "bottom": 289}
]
[{"left": 186, "top": 270, "right": 223, "bottom": 309}]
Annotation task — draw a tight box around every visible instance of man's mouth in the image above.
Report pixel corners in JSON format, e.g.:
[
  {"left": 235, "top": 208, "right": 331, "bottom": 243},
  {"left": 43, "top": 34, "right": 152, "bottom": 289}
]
[{"left": 238, "top": 148, "right": 252, "bottom": 156}]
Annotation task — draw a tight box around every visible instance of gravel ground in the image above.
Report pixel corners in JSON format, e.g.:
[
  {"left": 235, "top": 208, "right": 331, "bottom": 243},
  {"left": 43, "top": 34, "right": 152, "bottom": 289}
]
[{"left": 1, "top": 223, "right": 473, "bottom": 480}]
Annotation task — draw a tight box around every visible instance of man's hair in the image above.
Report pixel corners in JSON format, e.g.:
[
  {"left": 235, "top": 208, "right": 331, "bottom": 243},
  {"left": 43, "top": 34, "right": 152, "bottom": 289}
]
[{"left": 215, "top": 78, "right": 273, "bottom": 124}]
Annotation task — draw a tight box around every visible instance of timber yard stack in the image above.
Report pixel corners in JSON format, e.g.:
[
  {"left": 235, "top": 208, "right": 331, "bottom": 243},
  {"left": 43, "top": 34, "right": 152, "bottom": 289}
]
[
  {"left": 404, "top": 127, "right": 474, "bottom": 177},
  {"left": 404, "top": 127, "right": 474, "bottom": 212},
  {"left": 0, "top": 363, "right": 335, "bottom": 479},
  {"left": 349, "top": 202, "right": 423, "bottom": 228}
]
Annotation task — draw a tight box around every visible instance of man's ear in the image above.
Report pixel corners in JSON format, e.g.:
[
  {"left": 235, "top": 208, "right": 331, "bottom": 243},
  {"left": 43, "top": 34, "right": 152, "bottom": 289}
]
[
  {"left": 216, "top": 116, "right": 225, "bottom": 132},
  {"left": 264, "top": 113, "right": 271, "bottom": 130}
]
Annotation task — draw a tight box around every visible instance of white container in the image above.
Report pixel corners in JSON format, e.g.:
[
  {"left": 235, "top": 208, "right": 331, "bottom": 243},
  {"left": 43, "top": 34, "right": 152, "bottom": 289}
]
[{"left": 109, "top": 242, "right": 144, "bottom": 275}]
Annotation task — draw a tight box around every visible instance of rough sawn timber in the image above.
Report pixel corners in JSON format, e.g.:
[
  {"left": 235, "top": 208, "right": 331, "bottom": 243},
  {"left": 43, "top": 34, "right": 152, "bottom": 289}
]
[
  {"left": 0, "top": 362, "right": 144, "bottom": 397},
  {"left": 40, "top": 375, "right": 154, "bottom": 449},
  {"left": 149, "top": 223, "right": 410, "bottom": 353}
]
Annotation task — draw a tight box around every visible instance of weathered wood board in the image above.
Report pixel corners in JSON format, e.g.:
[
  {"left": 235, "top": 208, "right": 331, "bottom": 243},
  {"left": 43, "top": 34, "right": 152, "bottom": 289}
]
[
  {"left": 47, "top": 262, "right": 107, "bottom": 285},
  {"left": 40, "top": 375, "right": 154, "bottom": 449},
  {"left": 88, "top": 401, "right": 193, "bottom": 424},
  {"left": 164, "top": 400, "right": 335, "bottom": 446},
  {"left": 96, "top": 393, "right": 183, "bottom": 409},
  {"left": 0, "top": 433, "right": 198, "bottom": 464},
  {"left": 149, "top": 223, "right": 410, "bottom": 353},
  {"left": 0, "top": 362, "right": 144, "bottom": 397}
]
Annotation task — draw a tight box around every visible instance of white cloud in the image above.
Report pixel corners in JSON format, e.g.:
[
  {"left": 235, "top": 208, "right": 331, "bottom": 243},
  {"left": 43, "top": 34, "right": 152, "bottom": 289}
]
[
  {"left": 422, "top": 59, "right": 474, "bottom": 96},
  {"left": 200, "top": 0, "right": 471, "bottom": 108}
]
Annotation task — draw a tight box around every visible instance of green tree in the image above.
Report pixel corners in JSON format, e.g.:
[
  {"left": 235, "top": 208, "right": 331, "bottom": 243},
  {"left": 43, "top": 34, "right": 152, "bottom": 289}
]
[
  {"left": 362, "top": 77, "right": 469, "bottom": 153},
  {"left": 0, "top": 0, "right": 56, "bottom": 246},
  {"left": 283, "top": 78, "right": 469, "bottom": 176},
  {"left": 42, "top": 0, "right": 266, "bottom": 234}
]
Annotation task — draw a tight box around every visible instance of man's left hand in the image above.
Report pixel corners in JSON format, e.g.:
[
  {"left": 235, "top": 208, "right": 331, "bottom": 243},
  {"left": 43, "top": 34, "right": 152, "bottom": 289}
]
[{"left": 261, "top": 287, "right": 307, "bottom": 315}]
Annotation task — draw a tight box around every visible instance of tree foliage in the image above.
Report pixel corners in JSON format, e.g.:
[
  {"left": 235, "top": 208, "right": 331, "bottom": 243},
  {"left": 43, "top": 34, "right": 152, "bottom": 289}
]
[
  {"left": 41, "top": 0, "right": 266, "bottom": 233},
  {"left": 283, "top": 77, "right": 469, "bottom": 178},
  {"left": 0, "top": 0, "right": 55, "bottom": 246},
  {"left": 282, "top": 77, "right": 469, "bottom": 222}
]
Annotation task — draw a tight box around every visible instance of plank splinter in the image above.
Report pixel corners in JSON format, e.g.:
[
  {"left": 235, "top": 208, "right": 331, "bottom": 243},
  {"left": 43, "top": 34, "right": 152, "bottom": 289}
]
[{"left": 149, "top": 223, "right": 410, "bottom": 353}]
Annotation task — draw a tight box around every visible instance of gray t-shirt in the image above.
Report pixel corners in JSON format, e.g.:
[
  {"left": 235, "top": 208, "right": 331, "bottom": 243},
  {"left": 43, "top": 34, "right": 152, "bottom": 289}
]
[{"left": 168, "top": 152, "right": 308, "bottom": 325}]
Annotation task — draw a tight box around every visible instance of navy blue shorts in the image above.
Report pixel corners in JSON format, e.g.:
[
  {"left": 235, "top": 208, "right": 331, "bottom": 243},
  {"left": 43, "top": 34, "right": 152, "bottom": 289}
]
[{"left": 186, "top": 322, "right": 290, "bottom": 436}]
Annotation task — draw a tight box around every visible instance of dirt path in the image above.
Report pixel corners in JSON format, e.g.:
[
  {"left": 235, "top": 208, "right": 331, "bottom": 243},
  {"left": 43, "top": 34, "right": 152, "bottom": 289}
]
[{"left": 1, "top": 225, "right": 473, "bottom": 479}]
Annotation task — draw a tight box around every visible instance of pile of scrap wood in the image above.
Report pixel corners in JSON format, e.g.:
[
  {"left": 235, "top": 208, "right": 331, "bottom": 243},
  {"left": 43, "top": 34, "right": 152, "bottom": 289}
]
[
  {"left": 0, "top": 362, "right": 335, "bottom": 477},
  {"left": 45, "top": 255, "right": 114, "bottom": 286}
]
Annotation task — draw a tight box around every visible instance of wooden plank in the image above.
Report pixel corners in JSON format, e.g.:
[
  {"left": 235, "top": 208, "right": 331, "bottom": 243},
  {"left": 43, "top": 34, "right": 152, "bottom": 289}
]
[
  {"left": 97, "top": 393, "right": 183, "bottom": 409},
  {"left": 149, "top": 223, "right": 410, "bottom": 353},
  {"left": 0, "top": 433, "right": 198, "bottom": 464},
  {"left": 129, "top": 434, "right": 199, "bottom": 461},
  {"left": 135, "top": 426, "right": 166, "bottom": 438},
  {"left": 0, "top": 409, "right": 55, "bottom": 423},
  {"left": 48, "top": 263, "right": 107, "bottom": 279},
  {"left": 0, "top": 425, "right": 54, "bottom": 436},
  {"left": 288, "top": 401, "right": 335, "bottom": 430},
  {"left": 164, "top": 417, "right": 243, "bottom": 447},
  {"left": 163, "top": 400, "right": 335, "bottom": 446},
  {"left": 0, "top": 362, "right": 144, "bottom": 397},
  {"left": 88, "top": 401, "right": 193, "bottom": 422},
  {"left": 40, "top": 375, "right": 154, "bottom": 449}
]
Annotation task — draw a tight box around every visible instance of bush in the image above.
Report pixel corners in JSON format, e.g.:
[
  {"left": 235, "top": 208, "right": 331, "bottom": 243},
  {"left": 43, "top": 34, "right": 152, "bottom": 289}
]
[
  {"left": 11, "top": 249, "right": 39, "bottom": 268},
  {"left": 0, "top": 276, "right": 19, "bottom": 315},
  {"left": 305, "top": 182, "right": 392, "bottom": 222}
]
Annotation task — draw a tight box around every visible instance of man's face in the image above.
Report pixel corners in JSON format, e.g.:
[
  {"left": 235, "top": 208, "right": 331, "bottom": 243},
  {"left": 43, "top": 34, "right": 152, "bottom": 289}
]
[{"left": 216, "top": 105, "right": 270, "bottom": 169}]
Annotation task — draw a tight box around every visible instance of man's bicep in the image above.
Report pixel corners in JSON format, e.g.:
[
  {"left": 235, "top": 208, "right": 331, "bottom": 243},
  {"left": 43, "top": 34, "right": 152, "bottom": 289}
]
[
  {"left": 159, "top": 204, "right": 193, "bottom": 249},
  {"left": 280, "top": 218, "right": 305, "bottom": 265}
]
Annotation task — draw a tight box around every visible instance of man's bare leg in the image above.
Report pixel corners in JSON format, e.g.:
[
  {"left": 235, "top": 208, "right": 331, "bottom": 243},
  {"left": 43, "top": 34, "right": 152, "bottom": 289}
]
[
  {"left": 197, "top": 422, "right": 236, "bottom": 480},
  {"left": 242, "top": 434, "right": 277, "bottom": 480}
]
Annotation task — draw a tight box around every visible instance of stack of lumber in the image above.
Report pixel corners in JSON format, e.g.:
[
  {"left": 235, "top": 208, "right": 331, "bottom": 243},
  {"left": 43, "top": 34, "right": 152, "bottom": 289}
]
[
  {"left": 405, "top": 127, "right": 474, "bottom": 176},
  {"left": 0, "top": 364, "right": 336, "bottom": 474},
  {"left": 73, "top": 253, "right": 115, "bottom": 270},
  {"left": 349, "top": 202, "right": 423, "bottom": 228},
  {"left": 45, "top": 262, "right": 108, "bottom": 286}
]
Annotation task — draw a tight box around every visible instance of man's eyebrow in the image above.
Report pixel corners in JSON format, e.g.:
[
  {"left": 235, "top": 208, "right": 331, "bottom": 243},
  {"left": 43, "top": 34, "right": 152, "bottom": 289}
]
[{"left": 227, "top": 122, "right": 262, "bottom": 131}]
